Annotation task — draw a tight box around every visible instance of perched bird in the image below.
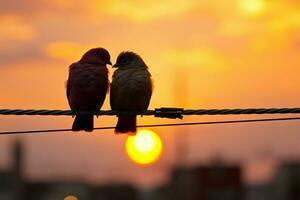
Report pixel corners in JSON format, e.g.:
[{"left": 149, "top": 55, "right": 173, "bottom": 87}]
[
  {"left": 67, "top": 48, "right": 111, "bottom": 131},
  {"left": 110, "top": 51, "right": 152, "bottom": 134}
]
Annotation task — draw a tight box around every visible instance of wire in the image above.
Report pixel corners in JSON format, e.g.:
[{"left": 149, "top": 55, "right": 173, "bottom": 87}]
[
  {"left": 0, "top": 108, "right": 300, "bottom": 119},
  {"left": 1, "top": 116, "right": 299, "bottom": 135}
]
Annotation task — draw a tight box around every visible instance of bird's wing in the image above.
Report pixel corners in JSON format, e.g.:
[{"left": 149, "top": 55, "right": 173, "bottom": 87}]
[
  {"left": 66, "top": 78, "right": 71, "bottom": 99},
  {"left": 67, "top": 63, "right": 79, "bottom": 110},
  {"left": 67, "top": 63, "right": 77, "bottom": 99}
]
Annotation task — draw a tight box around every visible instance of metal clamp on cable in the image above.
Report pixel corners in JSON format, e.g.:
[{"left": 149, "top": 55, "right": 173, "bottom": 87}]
[{"left": 155, "top": 107, "right": 184, "bottom": 119}]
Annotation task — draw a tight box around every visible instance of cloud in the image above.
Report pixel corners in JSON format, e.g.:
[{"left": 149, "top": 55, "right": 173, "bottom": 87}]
[
  {"left": 0, "top": 15, "right": 36, "bottom": 42},
  {"left": 0, "top": 0, "right": 84, "bottom": 17},
  {"left": 94, "top": 0, "right": 198, "bottom": 22},
  {"left": 1, "top": 0, "right": 196, "bottom": 22},
  {"left": 0, "top": 43, "right": 47, "bottom": 66},
  {"left": 0, "top": 15, "right": 41, "bottom": 65},
  {"left": 0, "top": 0, "right": 233, "bottom": 23},
  {"left": 251, "top": 4, "right": 300, "bottom": 53},
  {"left": 0, "top": 0, "right": 38, "bottom": 15},
  {"left": 44, "top": 42, "right": 93, "bottom": 62},
  {"left": 161, "top": 48, "right": 229, "bottom": 71},
  {"left": 268, "top": 10, "right": 300, "bottom": 32},
  {"left": 218, "top": 20, "right": 257, "bottom": 37}
]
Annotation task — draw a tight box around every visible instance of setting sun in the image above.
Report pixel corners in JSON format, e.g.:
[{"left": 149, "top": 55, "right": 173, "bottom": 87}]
[
  {"left": 125, "top": 129, "right": 163, "bottom": 165},
  {"left": 64, "top": 195, "right": 78, "bottom": 200}
]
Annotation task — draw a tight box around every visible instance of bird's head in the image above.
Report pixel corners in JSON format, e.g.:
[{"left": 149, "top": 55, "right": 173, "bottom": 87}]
[
  {"left": 80, "top": 48, "right": 112, "bottom": 66},
  {"left": 113, "top": 51, "right": 147, "bottom": 69}
]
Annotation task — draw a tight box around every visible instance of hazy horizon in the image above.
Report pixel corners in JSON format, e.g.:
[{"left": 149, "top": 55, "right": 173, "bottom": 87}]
[{"left": 0, "top": 0, "right": 300, "bottom": 188}]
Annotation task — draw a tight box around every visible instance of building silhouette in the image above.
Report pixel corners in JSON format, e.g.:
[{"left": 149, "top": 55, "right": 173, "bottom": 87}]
[
  {"left": 273, "top": 161, "right": 300, "bottom": 200},
  {"left": 0, "top": 140, "right": 299, "bottom": 200},
  {"left": 152, "top": 162, "right": 243, "bottom": 200},
  {"left": 0, "top": 140, "right": 138, "bottom": 200}
]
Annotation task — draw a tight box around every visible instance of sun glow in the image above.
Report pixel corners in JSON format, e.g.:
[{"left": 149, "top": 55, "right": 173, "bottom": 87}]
[
  {"left": 239, "top": 0, "right": 265, "bottom": 16},
  {"left": 64, "top": 195, "right": 78, "bottom": 200},
  {"left": 125, "top": 129, "right": 163, "bottom": 165}
]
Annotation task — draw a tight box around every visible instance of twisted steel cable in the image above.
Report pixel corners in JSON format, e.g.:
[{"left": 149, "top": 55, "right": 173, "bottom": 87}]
[
  {"left": 0, "top": 108, "right": 300, "bottom": 134},
  {"left": 0, "top": 108, "right": 300, "bottom": 118},
  {"left": 182, "top": 108, "right": 300, "bottom": 115}
]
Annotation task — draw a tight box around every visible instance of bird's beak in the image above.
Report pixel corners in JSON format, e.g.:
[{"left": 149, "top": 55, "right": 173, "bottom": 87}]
[{"left": 107, "top": 61, "right": 112, "bottom": 65}]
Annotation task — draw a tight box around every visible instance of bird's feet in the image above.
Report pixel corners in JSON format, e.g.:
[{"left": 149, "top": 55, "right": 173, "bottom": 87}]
[
  {"left": 71, "top": 108, "right": 79, "bottom": 118},
  {"left": 96, "top": 109, "right": 100, "bottom": 118}
]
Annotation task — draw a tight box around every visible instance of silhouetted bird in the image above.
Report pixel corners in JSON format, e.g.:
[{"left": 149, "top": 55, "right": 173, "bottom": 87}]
[
  {"left": 110, "top": 52, "right": 152, "bottom": 134},
  {"left": 67, "top": 48, "right": 111, "bottom": 131}
]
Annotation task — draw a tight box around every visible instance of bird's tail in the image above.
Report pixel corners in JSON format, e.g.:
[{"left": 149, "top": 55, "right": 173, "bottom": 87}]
[
  {"left": 72, "top": 115, "right": 94, "bottom": 132},
  {"left": 115, "top": 115, "right": 136, "bottom": 134}
]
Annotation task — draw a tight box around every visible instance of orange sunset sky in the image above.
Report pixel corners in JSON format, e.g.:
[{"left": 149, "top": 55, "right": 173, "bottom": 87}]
[{"left": 0, "top": 0, "right": 300, "bottom": 187}]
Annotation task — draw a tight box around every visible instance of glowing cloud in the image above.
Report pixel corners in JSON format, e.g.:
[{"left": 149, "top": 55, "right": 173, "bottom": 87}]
[
  {"left": 45, "top": 42, "right": 93, "bottom": 61},
  {"left": 162, "top": 48, "right": 228, "bottom": 70},
  {"left": 219, "top": 20, "right": 255, "bottom": 36},
  {"left": 0, "top": 15, "right": 36, "bottom": 42},
  {"left": 90, "top": 0, "right": 198, "bottom": 22}
]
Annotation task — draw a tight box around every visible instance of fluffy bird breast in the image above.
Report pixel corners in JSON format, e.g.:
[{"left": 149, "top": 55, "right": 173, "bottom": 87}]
[{"left": 110, "top": 68, "right": 152, "bottom": 111}]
